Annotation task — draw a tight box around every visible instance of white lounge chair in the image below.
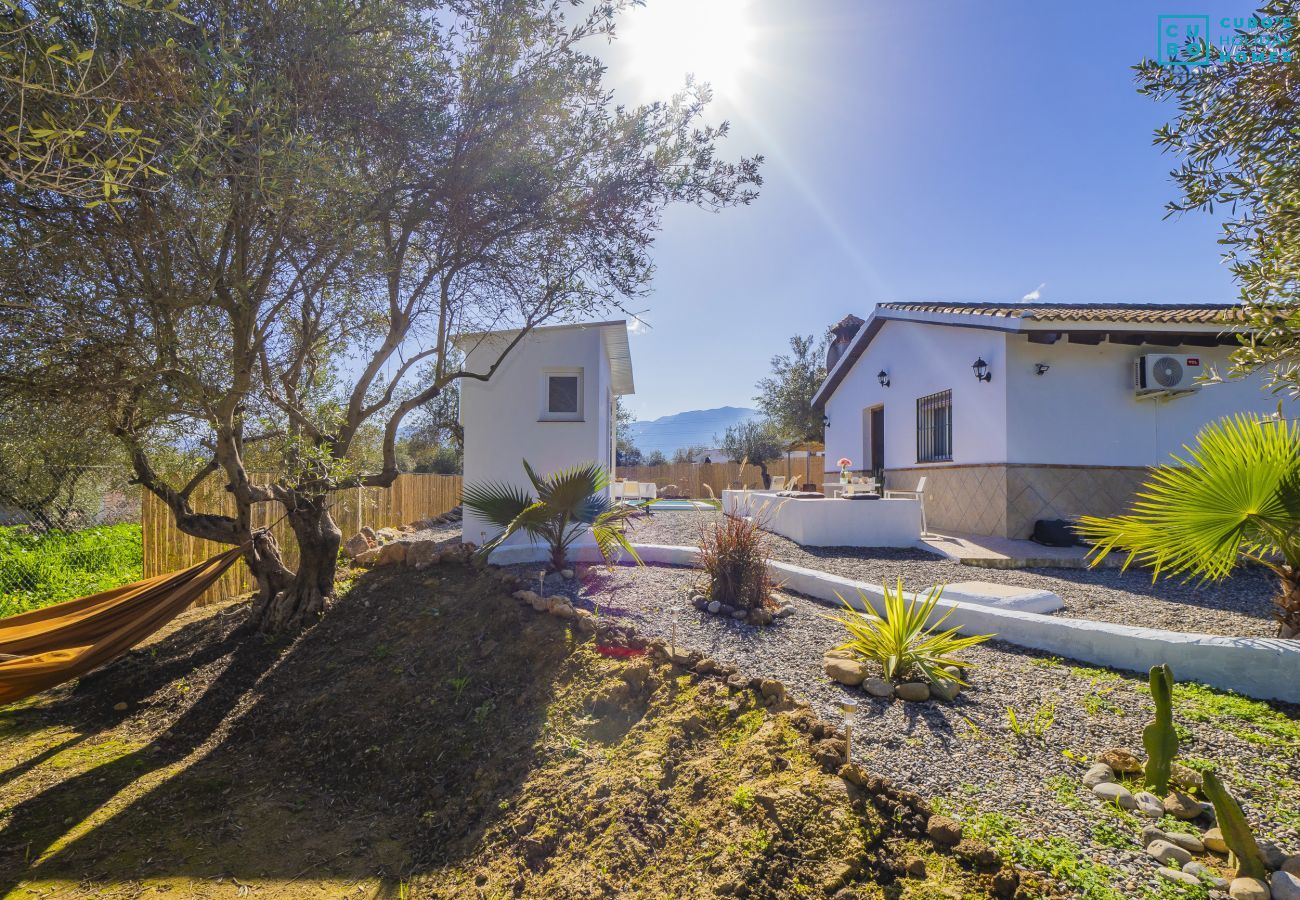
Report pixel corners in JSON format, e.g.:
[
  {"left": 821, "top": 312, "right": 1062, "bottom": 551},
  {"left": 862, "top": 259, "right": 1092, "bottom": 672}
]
[
  {"left": 611, "top": 481, "right": 624, "bottom": 500},
  {"left": 769, "top": 475, "right": 786, "bottom": 492},
  {"left": 884, "top": 476, "right": 927, "bottom": 534}
]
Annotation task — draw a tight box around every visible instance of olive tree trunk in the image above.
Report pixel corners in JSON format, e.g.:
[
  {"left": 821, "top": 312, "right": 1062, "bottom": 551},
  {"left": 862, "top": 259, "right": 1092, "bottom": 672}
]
[{"left": 247, "top": 495, "right": 342, "bottom": 633}]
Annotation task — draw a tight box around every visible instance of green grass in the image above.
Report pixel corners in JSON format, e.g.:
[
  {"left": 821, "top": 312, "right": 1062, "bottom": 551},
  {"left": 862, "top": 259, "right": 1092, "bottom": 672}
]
[
  {"left": 0, "top": 523, "right": 143, "bottom": 617},
  {"left": 1170, "top": 681, "right": 1300, "bottom": 747}
]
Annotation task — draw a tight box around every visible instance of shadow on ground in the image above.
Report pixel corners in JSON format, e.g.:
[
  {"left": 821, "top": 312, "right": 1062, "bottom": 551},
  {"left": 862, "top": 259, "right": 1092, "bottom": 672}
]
[{"left": 0, "top": 562, "right": 570, "bottom": 895}]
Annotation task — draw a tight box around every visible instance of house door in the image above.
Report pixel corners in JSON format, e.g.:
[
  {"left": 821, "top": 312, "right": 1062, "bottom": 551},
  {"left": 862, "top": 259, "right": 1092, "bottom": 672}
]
[{"left": 869, "top": 406, "right": 885, "bottom": 482}]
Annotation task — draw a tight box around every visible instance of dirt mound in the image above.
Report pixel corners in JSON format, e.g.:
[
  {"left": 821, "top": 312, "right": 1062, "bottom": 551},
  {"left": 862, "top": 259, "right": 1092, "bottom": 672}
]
[{"left": 0, "top": 562, "right": 1037, "bottom": 898}]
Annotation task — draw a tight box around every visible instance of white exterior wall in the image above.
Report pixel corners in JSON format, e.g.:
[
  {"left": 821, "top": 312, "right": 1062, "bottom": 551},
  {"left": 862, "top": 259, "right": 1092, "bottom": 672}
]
[
  {"left": 460, "top": 328, "right": 613, "bottom": 545},
  {"left": 822, "top": 320, "right": 1008, "bottom": 473},
  {"left": 1004, "top": 338, "right": 1286, "bottom": 466},
  {"left": 825, "top": 320, "right": 1292, "bottom": 472}
]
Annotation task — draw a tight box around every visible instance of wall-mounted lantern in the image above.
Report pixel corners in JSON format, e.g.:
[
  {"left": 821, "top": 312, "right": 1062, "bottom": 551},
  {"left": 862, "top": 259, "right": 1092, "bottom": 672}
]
[
  {"left": 877, "top": 370, "right": 890, "bottom": 388},
  {"left": 822, "top": 413, "right": 831, "bottom": 429},
  {"left": 1034, "top": 363, "right": 1050, "bottom": 376},
  {"left": 972, "top": 357, "right": 992, "bottom": 382}
]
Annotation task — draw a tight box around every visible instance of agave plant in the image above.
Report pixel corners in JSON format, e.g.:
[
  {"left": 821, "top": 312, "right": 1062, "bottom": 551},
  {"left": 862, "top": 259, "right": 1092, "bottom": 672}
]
[
  {"left": 823, "top": 580, "right": 992, "bottom": 685},
  {"left": 462, "top": 460, "right": 642, "bottom": 571},
  {"left": 1076, "top": 413, "right": 1300, "bottom": 638}
]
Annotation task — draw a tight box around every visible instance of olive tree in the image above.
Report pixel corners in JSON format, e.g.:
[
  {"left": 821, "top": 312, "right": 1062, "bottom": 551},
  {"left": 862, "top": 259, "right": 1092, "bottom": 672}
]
[
  {"left": 0, "top": 0, "right": 761, "bottom": 631},
  {"left": 1137, "top": 5, "right": 1300, "bottom": 392},
  {"left": 754, "top": 333, "right": 827, "bottom": 444}
]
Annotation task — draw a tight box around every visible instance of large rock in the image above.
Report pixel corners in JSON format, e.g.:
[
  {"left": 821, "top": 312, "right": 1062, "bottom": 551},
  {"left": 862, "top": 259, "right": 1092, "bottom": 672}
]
[
  {"left": 1261, "top": 842, "right": 1291, "bottom": 871},
  {"left": 1132, "top": 791, "right": 1165, "bottom": 819},
  {"left": 1203, "top": 827, "right": 1228, "bottom": 854},
  {"left": 1098, "top": 748, "right": 1144, "bottom": 774},
  {"left": 862, "top": 677, "right": 893, "bottom": 699},
  {"left": 344, "top": 531, "right": 375, "bottom": 559},
  {"left": 354, "top": 547, "right": 382, "bottom": 566},
  {"left": 823, "top": 657, "right": 868, "bottom": 686},
  {"left": 1171, "top": 763, "right": 1205, "bottom": 790},
  {"left": 376, "top": 541, "right": 408, "bottom": 566},
  {"left": 895, "top": 682, "right": 931, "bottom": 702},
  {"left": 1146, "top": 839, "right": 1193, "bottom": 868},
  {"left": 406, "top": 539, "right": 443, "bottom": 569},
  {"left": 1091, "top": 782, "right": 1136, "bottom": 809},
  {"left": 1158, "top": 867, "right": 1202, "bottom": 889},
  {"left": 1163, "top": 791, "right": 1204, "bottom": 820},
  {"left": 1083, "top": 763, "right": 1116, "bottom": 789},
  {"left": 1229, "top": 877, "right": 1271, "bottom": 900},
  {"left": 375, "top": 527, "right": 400, "bottom": 543},
  {"left": 1141, "top": 825, "right": 1170, "bottom": 848},
  {"left": 1272, "top": 872, "right": 1300, "bottom": 900},
  {"left": 1283, "top": 857, "right": 1300, "bottom": 877},
  {"left": 546, "top": 596, "right": 576, "bottom": 619},
  {"left": 929, "top": 678, "right": 960, "bottom": 702},
  {"left": 1164, "top": 831, "right": 1205, "bottom": 855}
]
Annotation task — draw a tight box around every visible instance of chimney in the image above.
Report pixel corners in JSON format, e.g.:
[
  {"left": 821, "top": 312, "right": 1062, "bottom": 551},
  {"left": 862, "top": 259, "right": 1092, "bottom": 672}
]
[{"left": 826, "top": 314, "right": 864, "bottom": 371}]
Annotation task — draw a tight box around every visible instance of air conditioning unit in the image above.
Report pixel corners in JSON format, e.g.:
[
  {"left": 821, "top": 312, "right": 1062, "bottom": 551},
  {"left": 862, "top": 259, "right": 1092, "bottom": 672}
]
[{"left": 1134, "top": 354, "right": 1202, "bottom": 396}]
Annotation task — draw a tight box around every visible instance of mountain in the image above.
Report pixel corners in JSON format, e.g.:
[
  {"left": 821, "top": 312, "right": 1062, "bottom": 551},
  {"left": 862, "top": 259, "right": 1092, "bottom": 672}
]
[{"left": 627, "top": 406, "right": 759, "bottom": 458}]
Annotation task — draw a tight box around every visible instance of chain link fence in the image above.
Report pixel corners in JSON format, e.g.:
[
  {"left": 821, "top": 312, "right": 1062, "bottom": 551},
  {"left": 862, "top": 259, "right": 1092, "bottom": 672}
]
[{"left": 0, "top": 466, "right": 142, "bottom": 617}]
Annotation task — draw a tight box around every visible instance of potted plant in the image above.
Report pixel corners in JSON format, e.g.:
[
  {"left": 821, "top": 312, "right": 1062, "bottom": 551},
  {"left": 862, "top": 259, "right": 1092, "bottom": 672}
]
[{"left": 837, "top": 457, "right": 852, "bottom": 483}]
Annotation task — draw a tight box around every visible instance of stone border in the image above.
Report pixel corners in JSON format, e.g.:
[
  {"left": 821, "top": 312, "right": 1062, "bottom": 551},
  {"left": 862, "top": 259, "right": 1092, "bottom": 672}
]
[{"left": 486, "top": 541, "right": 1300, "bottom": 705}]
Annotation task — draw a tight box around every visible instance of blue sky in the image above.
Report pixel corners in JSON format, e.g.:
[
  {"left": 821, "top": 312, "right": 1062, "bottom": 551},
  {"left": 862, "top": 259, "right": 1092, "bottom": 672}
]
[{"left": 595, "top": 0, "right": 1255, "bottom": 421}]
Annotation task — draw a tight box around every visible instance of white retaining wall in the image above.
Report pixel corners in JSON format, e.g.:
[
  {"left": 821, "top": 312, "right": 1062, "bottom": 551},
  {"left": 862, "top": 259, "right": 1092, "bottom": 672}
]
[{"left": 486, "top": 541, "right": 1300, "bottom": 705}]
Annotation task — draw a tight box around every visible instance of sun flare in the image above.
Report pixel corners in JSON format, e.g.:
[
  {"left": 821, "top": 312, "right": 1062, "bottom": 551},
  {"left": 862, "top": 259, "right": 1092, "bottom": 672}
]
[{"left": 619, "top": 0, "right": 758, "bottom": 100}]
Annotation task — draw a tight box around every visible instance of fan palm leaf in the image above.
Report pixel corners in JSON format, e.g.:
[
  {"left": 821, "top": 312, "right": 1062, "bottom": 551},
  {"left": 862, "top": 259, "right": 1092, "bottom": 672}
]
[
  {"left": 1077, "top": 414, "right": 1300, "bottom": 579},
  {"left": 463, "top": 460, "right": 642, "bottom": 571}
]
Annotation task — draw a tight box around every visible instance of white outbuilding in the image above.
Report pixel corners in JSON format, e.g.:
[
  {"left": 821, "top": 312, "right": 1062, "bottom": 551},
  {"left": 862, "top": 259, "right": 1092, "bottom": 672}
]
[
  {"left": 812, "top": 303, "right": 1292, "bottom": 539},
  {"left": 455, "top": 320, "right": 634, "bottom": 546}
]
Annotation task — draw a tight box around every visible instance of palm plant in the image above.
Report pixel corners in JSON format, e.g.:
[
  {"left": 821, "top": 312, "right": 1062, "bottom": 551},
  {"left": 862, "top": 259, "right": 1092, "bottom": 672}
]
[
  {"left": 1076, "top": 413, "right": 1300, "bottom": 638},
  {"left": 462, "top": 460, "right": 643, "bottom": 571},
  {"left": 823, "top": 581, "right": 992, "bottom": 685}
]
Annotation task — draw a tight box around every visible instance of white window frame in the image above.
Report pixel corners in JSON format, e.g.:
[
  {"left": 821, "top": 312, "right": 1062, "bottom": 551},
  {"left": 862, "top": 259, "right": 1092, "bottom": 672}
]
[{"left": 540, "top": 367, "right": 585, "bottom": 422}]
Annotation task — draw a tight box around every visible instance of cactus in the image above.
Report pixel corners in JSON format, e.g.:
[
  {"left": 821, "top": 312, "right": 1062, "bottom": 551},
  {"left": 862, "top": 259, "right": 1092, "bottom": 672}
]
[
  {"left": 1142, "top": 664, "right": 1178, "bottom": 795},
  {"left": 1202, "top": 770, "right": 1268, "bottom": 880}
]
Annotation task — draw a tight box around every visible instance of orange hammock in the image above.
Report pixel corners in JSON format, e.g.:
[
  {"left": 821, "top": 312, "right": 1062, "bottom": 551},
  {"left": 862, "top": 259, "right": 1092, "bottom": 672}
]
[{"left": 0, "top": 544, "right": 246, "bottom": 705}]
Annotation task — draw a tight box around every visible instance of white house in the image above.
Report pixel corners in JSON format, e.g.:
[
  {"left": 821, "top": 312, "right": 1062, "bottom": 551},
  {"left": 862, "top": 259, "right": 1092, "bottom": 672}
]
[
  {"left": 456, "top": 320, "right": 634, "bottom": 545},
  {"left": 812, "top": 303, "right": 1291, "bottom": 539}
]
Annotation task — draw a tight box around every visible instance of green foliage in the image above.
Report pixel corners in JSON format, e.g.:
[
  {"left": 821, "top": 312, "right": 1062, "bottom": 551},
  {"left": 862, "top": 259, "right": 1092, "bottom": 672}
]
[
  {"left": 718, "top": 420, "right": 783, "bottom": 487},
  {"left": 823, "top": 581, "right": 992, "bottom": 685},
  {"left": 0, "top": 524, "right": 142, "bottom": 616},
  {"left": 1143, "top": 664, "right": 1179, "bottom": 795},
  {"left": 614, "top": 398, "right": 642, "bottom": 467},
  {"left": 1169, "top": 681, "right": 1300, "bottom": 747},
  {"left": 1201, "top": 770, "right": 1267, "bottom": 880},
  {"left": 1006, "top": 702, "right": 1055, "bottom": 740},
  {"left": 1137, "top": 11, "right": 1300, "bottom": 398},
  {"left": 1078, "top": 414, "right": 1300, "bottom": 634},
  {"left": 753, "top": 334, "right": 827, "bottom": 444},
  {"left": 697, "top": 512, "right": 774, "bottom": 611},
  {"left": 463, "top": 461, "right": 640, "bottom": 571}
]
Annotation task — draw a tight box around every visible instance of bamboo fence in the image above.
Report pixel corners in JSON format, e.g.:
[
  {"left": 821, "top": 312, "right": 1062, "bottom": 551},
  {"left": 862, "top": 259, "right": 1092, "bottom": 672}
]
[
  {"left": 141, "top": 473, "right": 462, "bottom": 606},
  {"left": 616, "top": 458, "right": 832, "bottom": 498}
]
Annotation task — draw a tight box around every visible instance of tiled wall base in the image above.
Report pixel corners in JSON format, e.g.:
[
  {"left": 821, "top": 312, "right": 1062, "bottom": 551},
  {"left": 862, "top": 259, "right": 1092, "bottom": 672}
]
[{"left": 884, "top": 464, "right": 1148, "bottom": 538}]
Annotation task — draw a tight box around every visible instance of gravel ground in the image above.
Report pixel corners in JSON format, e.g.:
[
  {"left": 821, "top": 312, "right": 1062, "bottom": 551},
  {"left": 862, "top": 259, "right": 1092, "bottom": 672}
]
[
  {"left": 513, "top": 559, "right": 1300, "bottom": 898},
  {"left": 623, "top": 508, "right": 1280, "bottom": 638}
]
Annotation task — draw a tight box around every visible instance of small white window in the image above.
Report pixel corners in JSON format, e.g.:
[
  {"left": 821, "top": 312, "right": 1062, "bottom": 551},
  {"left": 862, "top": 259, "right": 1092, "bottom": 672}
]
[{"left": 541, "top": 368, "right": 584, "bottom": 421}]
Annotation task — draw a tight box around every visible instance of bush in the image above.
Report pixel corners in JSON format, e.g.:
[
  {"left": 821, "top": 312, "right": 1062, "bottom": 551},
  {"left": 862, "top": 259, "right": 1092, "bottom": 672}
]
[
  {"left": 698, "top": 512, "right": 775, "bottom": 610},
  {"left": 0, "top": 523, "right": 143, "bottom": 617},
  {"left": 824, "top": 581, "right": 991, "bottom": 685}
]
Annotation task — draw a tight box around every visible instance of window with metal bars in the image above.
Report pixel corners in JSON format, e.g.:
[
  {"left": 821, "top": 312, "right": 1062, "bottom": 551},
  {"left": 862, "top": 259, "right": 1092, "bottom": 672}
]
[{"left": 916, "top": 390, "right": 952, "bottom": 463}]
